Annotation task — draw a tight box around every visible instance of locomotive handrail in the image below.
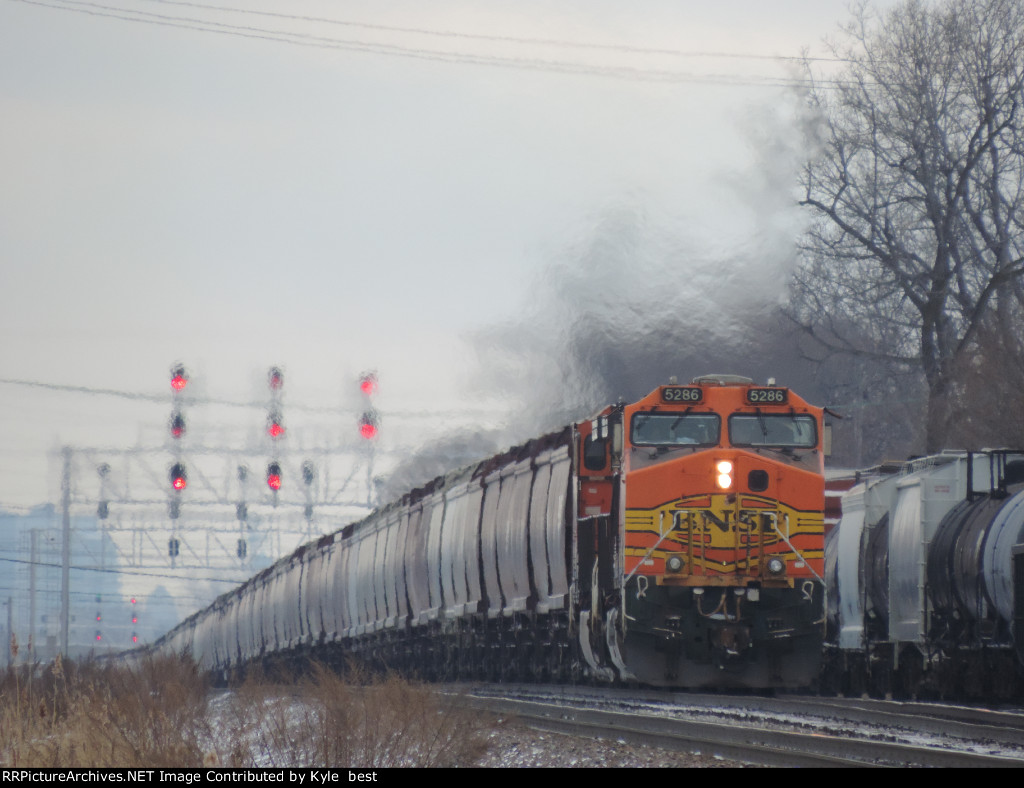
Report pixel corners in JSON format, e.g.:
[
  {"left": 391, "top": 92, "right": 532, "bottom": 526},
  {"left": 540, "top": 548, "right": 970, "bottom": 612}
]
[
  {"left": 772, "top": 516, "right": 825, "bottom": 586},
  {"left": 623, "top": 529, "right": 675, "bottom": 587}
]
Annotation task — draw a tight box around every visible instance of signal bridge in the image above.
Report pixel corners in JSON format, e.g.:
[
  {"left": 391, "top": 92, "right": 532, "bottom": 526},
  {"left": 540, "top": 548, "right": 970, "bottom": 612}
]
[
  {"left": 66, "top": 366, "right": 384, "bottom": 573},
  {"left": 0, "top": 366, "right": 405, "bottom": 658},
  {"left": 69, "top": 440, "right": 379, "bottom": 573}
]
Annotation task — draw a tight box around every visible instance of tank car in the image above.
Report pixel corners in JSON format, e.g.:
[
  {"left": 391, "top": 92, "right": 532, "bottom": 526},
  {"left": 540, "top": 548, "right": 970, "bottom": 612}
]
[
  {"left": 148, "top": 374, "right": 828, "bottom": 689},
  {"left": 823, "top": 450, "right": 1024, "bottom": 699}
]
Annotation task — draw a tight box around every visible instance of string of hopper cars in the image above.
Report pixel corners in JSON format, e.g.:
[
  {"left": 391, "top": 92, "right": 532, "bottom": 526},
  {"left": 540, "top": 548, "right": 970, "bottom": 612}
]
[
  {"left": 143, "top": 374, "right": 828, "bottom": 689},
  {"left": 138, "top": 372, "right": 1024, "bottom": 699}
]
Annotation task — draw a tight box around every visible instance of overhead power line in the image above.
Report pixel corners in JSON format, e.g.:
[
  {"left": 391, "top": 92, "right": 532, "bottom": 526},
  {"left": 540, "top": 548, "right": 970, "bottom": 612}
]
[
  {"left": 0, "top": 377, "right": 170, "bottom": 405},
  {"left": 0, "top": 555, "right": 243, "bottom": 584},
  {"left": 140, "top": 0, "right": 846, "bottom": 64},
  {"left": 0, "top": 375, "right": 290, "bottom": 409},
  {"left": 0, "top": 376, "right": 505, "bottom": 418},
  {"left": 8, "top": 0, "right": 857, "bottom": 89},
  {"left": 0, "top": 582, "right": 226, "bottom": 606}
]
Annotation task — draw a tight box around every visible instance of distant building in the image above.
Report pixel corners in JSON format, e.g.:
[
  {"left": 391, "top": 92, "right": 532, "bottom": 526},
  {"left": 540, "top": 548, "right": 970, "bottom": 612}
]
[{"left": 0, "top": 505, "right": 183, "bottom": 663}]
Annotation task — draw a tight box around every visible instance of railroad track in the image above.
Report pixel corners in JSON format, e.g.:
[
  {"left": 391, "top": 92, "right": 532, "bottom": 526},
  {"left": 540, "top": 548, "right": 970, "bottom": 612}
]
[{"left": 455, "top": 685, "right": 1024, "bottom": 767}]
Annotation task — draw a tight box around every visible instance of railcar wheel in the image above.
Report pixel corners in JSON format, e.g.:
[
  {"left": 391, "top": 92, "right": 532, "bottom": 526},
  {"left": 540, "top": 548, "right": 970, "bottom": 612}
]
[
  {"left": 867, "top": 648, "right": 891, "bottom": 699},
  {"left": 893, "top": 645, "right": 923, "bottom": 700}
]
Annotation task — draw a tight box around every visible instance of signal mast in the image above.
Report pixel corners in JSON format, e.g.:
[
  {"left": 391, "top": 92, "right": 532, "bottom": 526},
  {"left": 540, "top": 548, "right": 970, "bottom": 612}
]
[
  {"left": 168, "top": 363, "right": 188, "bottom": 561},
  {"left": 266, "top": 367, "right": 285, "bottom": 509},
  {"left": 357, "top": 371, "right": 379, "bottom": 508}
]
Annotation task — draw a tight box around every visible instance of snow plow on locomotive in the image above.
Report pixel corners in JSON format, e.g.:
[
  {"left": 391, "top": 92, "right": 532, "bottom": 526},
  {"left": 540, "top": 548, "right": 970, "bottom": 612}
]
[{"left": 147, "top": 375, "right": 827, "bottom": 689}]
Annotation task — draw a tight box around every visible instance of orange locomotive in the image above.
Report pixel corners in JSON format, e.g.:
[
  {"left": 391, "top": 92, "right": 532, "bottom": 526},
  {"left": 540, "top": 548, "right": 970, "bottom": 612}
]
[{"left": 577, "top": 374, "right": 826, "bottom": 687}]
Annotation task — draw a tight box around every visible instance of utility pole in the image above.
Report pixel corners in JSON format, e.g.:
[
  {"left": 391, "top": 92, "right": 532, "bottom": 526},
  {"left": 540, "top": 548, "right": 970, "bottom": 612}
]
[
  {"left": 61, "top": 446, "right": 71, "bottom": 657},
  {"left": 6, "top": 598, "right": 12, "bottom": 667},
  {"left": 29, "top": 529, "right": 37, "bottom": 662}
]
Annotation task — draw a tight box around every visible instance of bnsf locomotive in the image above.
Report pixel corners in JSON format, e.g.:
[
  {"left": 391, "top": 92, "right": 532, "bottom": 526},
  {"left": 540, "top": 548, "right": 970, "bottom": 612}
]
[{"left": 148, "top": 375, "right": 827, "bottom": 689}]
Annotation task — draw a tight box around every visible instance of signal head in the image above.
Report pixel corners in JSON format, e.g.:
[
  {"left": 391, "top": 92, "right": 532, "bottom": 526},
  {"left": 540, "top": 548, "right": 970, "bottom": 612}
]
[
  {"left": 170, "top": 411, "right": 186, "bottom": 439},
  {"left": 359, "top": 371, "right": 378, "bottom": 397},
  {"left": 359, "top": 411, "right": 379, "bottom": 440},
  {"left": 170, "top": 364, "right": 188, "bottom": 392},
  {"left": 169, "top": 462, "right": 187, "bottom": 491},
  {"left": 268, "top": 366, "right": 284, "bottom": 391},
  {"left": 267, "top": 412, "right": 286, "bottom": 439},
  {"left": 267, "top": 461, "right": 282, "bottom": 491}
]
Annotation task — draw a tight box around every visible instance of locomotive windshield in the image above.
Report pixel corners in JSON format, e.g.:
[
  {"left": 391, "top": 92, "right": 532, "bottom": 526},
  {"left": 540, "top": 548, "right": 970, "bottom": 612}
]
[
  {"left": 728, "top": 413, "right": 817, "bottom": 448},
  {"left": 631, "top": 412, "right": 720, "bottom": 447}
]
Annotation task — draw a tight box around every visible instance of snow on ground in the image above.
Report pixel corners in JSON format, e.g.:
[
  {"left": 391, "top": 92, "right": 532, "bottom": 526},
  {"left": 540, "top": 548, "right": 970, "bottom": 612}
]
[{"left": 203, "top": 688, "right": 745, "bottom": 768}]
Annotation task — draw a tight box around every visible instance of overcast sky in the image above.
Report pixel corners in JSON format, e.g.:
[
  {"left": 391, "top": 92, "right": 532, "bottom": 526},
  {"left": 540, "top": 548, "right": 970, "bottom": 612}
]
[{"left": 0, "top": 0, "right": 897, "bottom": 508}]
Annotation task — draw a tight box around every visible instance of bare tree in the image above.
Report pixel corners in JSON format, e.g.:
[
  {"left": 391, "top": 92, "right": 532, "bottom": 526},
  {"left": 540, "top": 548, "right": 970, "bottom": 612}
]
[{"left": 793, "top": 0, "right": 1024, "bottom": 451}]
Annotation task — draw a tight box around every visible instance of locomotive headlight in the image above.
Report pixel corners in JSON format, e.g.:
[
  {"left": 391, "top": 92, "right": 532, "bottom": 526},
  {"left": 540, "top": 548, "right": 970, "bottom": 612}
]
[
  {"left": 715, "top": 460, "right": 733, "bottom": 490},
  {"left": 766, "top": 556, "right": 786, "bottom": 576},
  {"left": 666, "top": 555, "right": 684, "bottom": 574}
]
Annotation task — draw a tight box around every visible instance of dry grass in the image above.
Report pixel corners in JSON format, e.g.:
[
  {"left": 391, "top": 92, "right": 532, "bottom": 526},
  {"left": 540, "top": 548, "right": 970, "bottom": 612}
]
[
  {"left": 219, "top": 662, "right": 490, "bottom": 768},
  {"left": 0, "top": 647, "right": 211, "bottom": 767},
  {"left": 0, "top": 646, "right": 490, "bottom": 768}
]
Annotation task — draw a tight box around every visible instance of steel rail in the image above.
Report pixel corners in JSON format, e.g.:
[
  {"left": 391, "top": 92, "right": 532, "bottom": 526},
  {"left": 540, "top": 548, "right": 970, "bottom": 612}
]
[
  {"left": 461, "top": 693, "right": 1024, "bottom": 768},
  {"left": 481, "top": 683, "right": 1024, "bottom": 744}
]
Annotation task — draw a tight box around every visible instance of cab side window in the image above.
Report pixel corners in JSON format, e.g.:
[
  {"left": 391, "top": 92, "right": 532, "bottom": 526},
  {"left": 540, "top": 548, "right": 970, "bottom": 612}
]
[{"left": 583, "top": 433, "right": 608, "bottom": 471}]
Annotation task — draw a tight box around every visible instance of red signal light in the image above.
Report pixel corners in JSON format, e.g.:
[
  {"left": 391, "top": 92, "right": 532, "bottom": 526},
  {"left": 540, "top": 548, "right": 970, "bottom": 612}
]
[
  {"left": 132, "top": 616, "right": 137, "bottom": 624},
  {"left": 359, "top": 411, "right": 379, "bottom": 440},
  {"left": 268, "top": 367, "right": 284, "bottom": 390},
  {"left": 267, "top": 408, "right": 285, "bottom": 439},
  {"left": 170, "top": 462, "right": 187, "bottom": 491},
  {"left": 170, "top": 412, "right": 186, "bottom": 439},
  {"left": 267, "top": 462, "right": 282, "bottom": 491},
  {"left": 132, "top": 634, "right": 138, "bottom": 643},
  {"left": 170, "top": 365, "right": 188, "bottom": 391},
  {"left": 360, "top": 374, "right": 378, "bottom": 397},
  {"left": 130, "top": 597, "right": 136, "bottom": 605}
]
